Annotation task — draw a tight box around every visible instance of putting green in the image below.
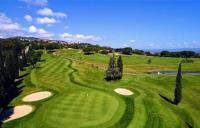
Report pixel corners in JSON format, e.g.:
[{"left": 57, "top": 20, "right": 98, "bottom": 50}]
[{"left": 33, "top": 91, "right": 124, "bottom": 128}]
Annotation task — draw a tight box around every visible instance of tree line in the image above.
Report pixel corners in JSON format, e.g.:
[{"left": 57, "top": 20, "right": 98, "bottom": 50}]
[
  {"left": 160, "top": 50, "right": 199, "bottom": 58},
  {"left": 114, "top": 47, "right": 200, "bottom": 58},
  {"left": 5, "top": 37, "right": 199, "bottom": 58},
  {"left": 0, "top": 39, "right": 43, "bottom": 113}
]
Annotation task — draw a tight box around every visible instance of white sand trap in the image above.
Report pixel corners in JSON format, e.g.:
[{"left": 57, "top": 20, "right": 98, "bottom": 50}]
[
  {"left": 114, "top": 88, "right": 133, "bottom": 96},
  {"left": 22, "top": 91, "right": 52, "bottom": 102},
  {"left": 1, "top": 105, "right": 33, "bottom": 123}
]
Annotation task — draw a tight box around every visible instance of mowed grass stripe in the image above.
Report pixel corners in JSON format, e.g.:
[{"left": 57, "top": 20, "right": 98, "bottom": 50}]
[
  {"left": 39, "top": 56, "right": 64, "bottom": 73},
  {"left": 36, "top": 91, "right": 120, "bottom": 128},
  {"left": 26, "top": 57, "right": 123, "bottom": 128},
  {"left": 66, "top": 59, "right": 132, "bottom": 128}
]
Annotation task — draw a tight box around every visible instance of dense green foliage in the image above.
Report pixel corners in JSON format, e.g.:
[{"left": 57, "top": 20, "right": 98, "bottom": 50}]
[
  {"left": 160, "top": 50, "right": 198, "bottom": 58},
  {"left": 174, "top": 63, "right": 182, "bottom": 105},
  {"left": 27, "top": 50, "right": 43, "bottom": 68},
  {"left": 0, "top": 39, "right": 42, "bottom": 113},
  {"left": 106, "top": 55, "right": 123, "bottom": 80},
  {"left": 82, "top": 46, "right": 95, "bottom": 55},
  {"left": 147, "top": 58, "right": 152, "bottom": 64},
  {"left": 117, "top": 55, "right": 123, "bottom": 78},
  {"left": 122, "top": 47, "right": 133, "bottom": 55}
]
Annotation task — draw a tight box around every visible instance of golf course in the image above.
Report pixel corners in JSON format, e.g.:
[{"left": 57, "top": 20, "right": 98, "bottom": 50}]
[{"left": 1, "top": 48, "right": 200, "bottom": 128}]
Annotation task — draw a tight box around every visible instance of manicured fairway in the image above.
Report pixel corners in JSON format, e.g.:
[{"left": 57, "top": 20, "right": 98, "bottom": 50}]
[{"left": 2, "top": 49, "right": 200, "bottom": 128}]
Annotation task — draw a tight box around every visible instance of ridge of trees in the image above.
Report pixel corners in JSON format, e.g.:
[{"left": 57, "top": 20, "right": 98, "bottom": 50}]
[{"left": 2, "top": 37, "right": 199, "bottom": 58}]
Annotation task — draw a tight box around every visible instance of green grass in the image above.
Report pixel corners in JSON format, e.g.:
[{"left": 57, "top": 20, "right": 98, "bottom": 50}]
[{"left": 2, "top": 49, "right": 200, "bottom": 128}]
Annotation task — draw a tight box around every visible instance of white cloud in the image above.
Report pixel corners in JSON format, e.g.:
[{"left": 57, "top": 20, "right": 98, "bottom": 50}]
[
  {"left": 60, "top": 33, "right": 102, "bottom": 42},
  {"left": 148, "top": 43, "right": 154, "bottom": 47},
  {"left": 37, "top": 8, "right": 67, "bottom": 18},
  {"left": 28, "top": 25, "right": 54, "bottom": 38},
  {"left": 130, "top": 40, "right": 135, "bottom": 43},
  {"left": 123, "top": 44, "right": 130, "bottom": 47},
  {"left": 0, "top": 12, "right": 24, "bottom": 37},
  {"left": 24, "top": 15, "right": 32, "bottom": 22},
  {"left": 0, "top": 13, "right": 22, "bottom": 31},
  {"left": 29, "top": 25, "right": 37, "bottom": 33},
  {"left": 20, "top": 0, "right": 48, "bottom": 6},
  {"left": 36, "top": 17, "right": 57, "bottom": 25}
]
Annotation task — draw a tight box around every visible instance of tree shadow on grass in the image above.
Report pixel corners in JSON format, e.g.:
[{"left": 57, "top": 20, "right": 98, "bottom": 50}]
[
  {"left": 39, "top": 59, "right": 46, "bottom": 62},
  {"left": 0, "top": 106, "right": 14, "bottom": 124},
  {"left": 17, "top": 73, "right": 29, "bottom": 79},
  {"left": 159, "top": 94, "right": 175, "bottom": 105},
  {"left": 185, "top": 122, "right": 193, "bottom": 128},
  {"left": 35, "top": 66, "right": 42, "bottom": 69},
  {"left": 0, "top": 81, "right": 24, "bottom": 127}
]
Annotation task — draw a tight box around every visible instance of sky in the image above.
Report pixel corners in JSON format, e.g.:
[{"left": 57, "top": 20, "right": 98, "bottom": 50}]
[{"left": 0, "top": 0, "right": 200, "bottom": 49}]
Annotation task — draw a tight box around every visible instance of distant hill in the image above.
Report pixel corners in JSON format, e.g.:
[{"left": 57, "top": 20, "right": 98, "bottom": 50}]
[
  {"left": 143, "top": 48, "right": 200, "bottom": 53},
  {"left": 7, "top": 36, "right": 41, "bottom": 41}
]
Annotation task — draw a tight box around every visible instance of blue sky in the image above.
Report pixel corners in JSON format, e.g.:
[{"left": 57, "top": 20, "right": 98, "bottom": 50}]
[{"left": 0, "top": 0, "right": 200, "bottom": 49}]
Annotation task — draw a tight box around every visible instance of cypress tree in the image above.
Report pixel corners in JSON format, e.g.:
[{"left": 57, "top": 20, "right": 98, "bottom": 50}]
[
  {"left": 0, "top": 44, "right": 6, "bottom": 108},
  {"left": 148, "top": 58, "right": 152, "bottom": 64},
  {"left": 19, "top": 46, "right": 27, "bottom": 70},
  {"left": 106, "top": 54, "right": 123, "bottom": 80},
  {"left": 5, "top": 50, "right": 16, "bottom": 85},
  {"left": 174, "top": 63, "right": 182, "bottom": 105},
  {"left": 117, "top": 55, "right": 123, "bottom": 78},
  {"left": 106, "top": 55, "right": 116, "bottom": 80},
  {"left": 13, "top": 45, "right": 21, "bottom": 78}
]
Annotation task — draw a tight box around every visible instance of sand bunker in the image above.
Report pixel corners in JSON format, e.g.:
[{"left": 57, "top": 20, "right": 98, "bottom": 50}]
[
  {"left": 22, "top": 91, "right": 52, "bottom": 102},
  {"left": 0, "top": 105, "right": 33, "bottom": 123},
  {"left": 114, "top": 88, "right": 133, "bottom": 96},
  {"left": 115, "top": 53, "right": 120, "bottom": 56}
]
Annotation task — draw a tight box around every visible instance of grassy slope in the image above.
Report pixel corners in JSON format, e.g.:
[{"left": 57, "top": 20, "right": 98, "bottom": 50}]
[
  {"left": 3, "top": 54, "right": 126, "bottom": 128},
  {"left": 2, "top": 49, "right": 200, "bottom": 128}
]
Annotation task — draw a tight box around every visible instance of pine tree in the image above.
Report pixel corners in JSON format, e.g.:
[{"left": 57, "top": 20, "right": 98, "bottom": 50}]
[
  {"left": 147, "top": 58, "right": 151, "bottom": 64},
  {"left": 19, "top": 47, "right": 27, "bottom": 70},
  {"left": 27, "top": 50, "right": 37, "bottom": 68},
  {"left": 117, "top": 55, "right": 123, "bottom": 78},
  {"left": 174, "top": 63, "right": 182, "bottom": 105},
  {"left": 106, "top": 55, "right": 116, "bottom": 80},
  {"left": 0, "top": 44, "right": 6, "bottom": 107},
  {"left": 106, "top": 55, "right": 123, "bottom": 80},
  {"left": 5, "top": 50, "right": 16, "bottom": 85},
  {"left": 12, "top": 45, "right": 20, "bottom": 78}
]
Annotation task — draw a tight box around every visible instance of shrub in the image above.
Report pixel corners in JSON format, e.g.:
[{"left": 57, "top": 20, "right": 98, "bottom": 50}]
[{"left": 122, "top": 47, "right": 132, "bottom": 55}]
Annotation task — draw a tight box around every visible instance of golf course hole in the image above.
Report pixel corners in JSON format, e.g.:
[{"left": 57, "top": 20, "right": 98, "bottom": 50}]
[
  {"left": 0, "top": 105, "right": 33, "bottom": 123},
  {"left": 114, "top": 88, "right": 134, "bottom": 96},
  {"left": 22, "top": 91, "right": 52, "bottom": 102}
]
